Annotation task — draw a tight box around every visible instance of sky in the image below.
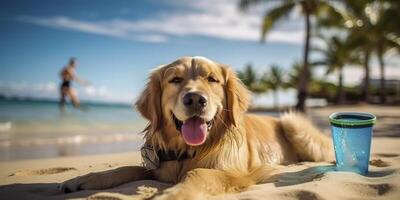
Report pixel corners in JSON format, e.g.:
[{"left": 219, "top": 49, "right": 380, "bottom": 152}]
[{"left": 0, "top": 0, "right": 399, "bottom": 106}]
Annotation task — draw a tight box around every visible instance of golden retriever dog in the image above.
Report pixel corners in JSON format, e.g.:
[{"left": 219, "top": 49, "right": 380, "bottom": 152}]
[{"left": 61, "top": 56, "right": 334, "bottom": 199}]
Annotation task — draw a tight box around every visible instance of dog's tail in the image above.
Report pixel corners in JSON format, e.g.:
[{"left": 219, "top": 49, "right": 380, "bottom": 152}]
[{"left": 280, "top": 112, "right": 334, "bottom": 162}]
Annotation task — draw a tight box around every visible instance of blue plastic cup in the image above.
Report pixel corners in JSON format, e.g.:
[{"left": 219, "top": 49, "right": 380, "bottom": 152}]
[{"left": 329, "top": 112, "right": 376, "bottom": 174}]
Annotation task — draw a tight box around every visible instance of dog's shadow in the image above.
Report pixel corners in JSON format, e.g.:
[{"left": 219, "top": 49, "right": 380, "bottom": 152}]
[{"left": 0, "top": 178, "right": 171, "bottom": 200}]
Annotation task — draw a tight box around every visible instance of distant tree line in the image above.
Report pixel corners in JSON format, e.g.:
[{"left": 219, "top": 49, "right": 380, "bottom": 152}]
[{"left": 239, "top": 0, "right": 400, "bottom": 112}]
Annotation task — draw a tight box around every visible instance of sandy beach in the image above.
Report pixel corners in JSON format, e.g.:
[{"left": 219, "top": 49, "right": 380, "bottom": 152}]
[
  {"left": 2, "top": 0, "right": 400, "bottom": 198},
  {"left": 0, "top": 138, "right": 399, "bottom": 200},
  {"left": 0, "top": 106, "right": 399, "bottom": 200},
  {"left": 309, "top": 105, "right": 400, "bottom": 137}
]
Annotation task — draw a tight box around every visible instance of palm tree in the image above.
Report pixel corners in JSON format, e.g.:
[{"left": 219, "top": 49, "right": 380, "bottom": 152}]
[
  {"left": 261, "top": 65, "right": 285, "bottom": 109},
  {"left": 369, "top": 1, "right": 400, "bottom": 103},
  {"left": 311, "top": 35, "right": 361, "bottom": 104},
  {"left": 237, "top": 63, "right": 268, "bottom": 94},
  {"left": 239, "top": 0, "right": 341, "bottom": 112},
  {"left": 286, "top": 62, "right": 304, "bottom": 89},
  {"left": 322, "top": 0, "right": 400, "bottom": 103}
]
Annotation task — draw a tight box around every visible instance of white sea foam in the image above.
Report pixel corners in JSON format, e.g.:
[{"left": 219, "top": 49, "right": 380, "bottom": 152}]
[
  {"left": 0, "top": 122, "right": 12, "bottom": 132},
  {"left": 0, "top": 133, "right": 143, "bottom": 147}
]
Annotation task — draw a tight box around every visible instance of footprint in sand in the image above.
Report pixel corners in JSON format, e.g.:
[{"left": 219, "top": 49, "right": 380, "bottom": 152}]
[
  {"left": 9, "top": 167, "right": 76, "bottom": 177},
  {"left": 370, "top": 159, "right": 390, "bottom": 167},
  {"left": 374, "top": 153, "right": 399, "bottom": 158},
  {"left": 367, "top": 184, "right": 393, "bottom": 195},
  {"left": 281, "top": 190, "right": 323, "bottom": 200},
  {"left": 103, "top": 163, "right": 118, "bottom": 168},
  {"left": 346, "top": 183, "right": 393, "bottom": 196}
]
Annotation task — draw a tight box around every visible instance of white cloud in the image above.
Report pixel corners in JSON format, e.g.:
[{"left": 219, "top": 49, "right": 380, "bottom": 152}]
[
  {"left": 81, "top": 85, "right": 134, "bottom": 103},
  {"left": 0, "top": 81, "right": 57, "bottom": 99},
  {"left": 17, "top": 0, "right": 304, "bottom": 44},
  {"left": 18, "top": 16, "right": 168, "bottom": 43},
  {"left": 0, "top": 81, "right": 133, "bottom": 104}
]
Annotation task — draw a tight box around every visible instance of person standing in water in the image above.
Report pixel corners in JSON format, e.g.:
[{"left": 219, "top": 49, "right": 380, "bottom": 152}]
[{"left": 59, "top": 57, "right": 90, "bottom": 110}]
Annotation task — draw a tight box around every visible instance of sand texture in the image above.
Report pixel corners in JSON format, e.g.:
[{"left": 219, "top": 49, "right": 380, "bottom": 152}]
[{"left": 0, "top": 137, "right": 399, "bottom": 200}]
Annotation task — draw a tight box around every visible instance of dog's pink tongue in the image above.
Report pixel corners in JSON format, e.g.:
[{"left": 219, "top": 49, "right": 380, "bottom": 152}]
[{"left": 181, "top": 117, "right": 208, "bottom": 146}]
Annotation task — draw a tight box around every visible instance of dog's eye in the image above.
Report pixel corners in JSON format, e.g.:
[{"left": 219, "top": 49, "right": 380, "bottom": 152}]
[
  {"left": 207, "top": 76, "right": 219, "bottom": 83},
  {"left": 169, "top": 77, "right": 183, "bottom": 84}
]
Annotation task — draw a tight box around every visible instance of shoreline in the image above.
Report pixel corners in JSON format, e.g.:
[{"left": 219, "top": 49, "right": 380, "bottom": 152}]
[
  {"left": 0, "top": 105, "right": 399, "bottom": 161},
  {"left": 0, "top": 133, "right": 144, "bottom": 161}
]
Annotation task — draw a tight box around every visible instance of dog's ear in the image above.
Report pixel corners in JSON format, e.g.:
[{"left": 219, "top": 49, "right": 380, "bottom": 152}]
[
  {"left": 222, "top": 65, "right": 250, "bottom": 127},
  {"left": 135, "top": 66, "right": 164, "bottom": 134}
]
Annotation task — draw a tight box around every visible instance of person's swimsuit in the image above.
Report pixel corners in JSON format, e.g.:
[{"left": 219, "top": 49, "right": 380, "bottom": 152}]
[
  {"left": 61, "top": 80, "right": 71, "bottom": 88},
  {"left": 61, "top": 67, "right": 73, "bottom": 89}
]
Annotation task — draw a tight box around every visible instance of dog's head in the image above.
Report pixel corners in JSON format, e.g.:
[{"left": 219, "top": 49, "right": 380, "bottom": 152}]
[{"left": 136, "top": 57, "right": 250, "bottom": 147}]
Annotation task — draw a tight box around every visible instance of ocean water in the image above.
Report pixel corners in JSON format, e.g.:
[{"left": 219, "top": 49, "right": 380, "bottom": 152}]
[
  {"left": 0, "top": 99, "right": 281, "bottom": 161},
  {"left": 0, "top": 99, "right": 146, "bottom": 161}
]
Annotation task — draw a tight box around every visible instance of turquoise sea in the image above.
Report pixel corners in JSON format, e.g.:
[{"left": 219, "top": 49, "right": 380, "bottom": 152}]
[
  {"left": 0, "top": 99, "right": 146, "bottom": 161},
  {"left": 0, "top": 99, "right": 280, "bottom": 161}
]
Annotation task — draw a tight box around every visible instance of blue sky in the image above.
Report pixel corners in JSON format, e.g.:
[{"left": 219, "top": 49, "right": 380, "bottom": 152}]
[{"left": 1, "top": 0, "right": 399, "bottom": 105}]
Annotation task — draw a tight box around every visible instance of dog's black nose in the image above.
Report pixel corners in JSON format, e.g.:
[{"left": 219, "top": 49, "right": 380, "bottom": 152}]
[{"left": 183, "top": 92, "right": 207, "bottom": 109}]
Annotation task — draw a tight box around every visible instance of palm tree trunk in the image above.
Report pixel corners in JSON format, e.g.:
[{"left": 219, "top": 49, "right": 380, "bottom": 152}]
[
  {"left": 295, "top": 9, "right": 310, "bottom": 112},
  {"left": 378, "top": 50, "right": 386, "bottom": 104},
  {"left": 273, "top": 90, "right": 279, "bottom": 109},
  {"left": 337, "top": 66, "right": 345, "bottom": 104},
  {"left": 363, "top": 50, "right": 371, "bottom": 103}
]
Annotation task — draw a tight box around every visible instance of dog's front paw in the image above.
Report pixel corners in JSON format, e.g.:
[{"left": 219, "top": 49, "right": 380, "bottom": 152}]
[{"left": 59, "top": 173, "right": 108, "bottom": 193}]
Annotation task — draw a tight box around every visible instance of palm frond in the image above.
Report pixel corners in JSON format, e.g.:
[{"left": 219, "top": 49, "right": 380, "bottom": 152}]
[
  {"left": 261, "top": 2, "right": 295, "bottom": 42},
  {"left": 385, "top": 33, "right": 400, "bottom": 50},
  {"left": 316, "top": 1, "right": 346, "bottom": 27},
  {"left": 239, "top": 0, "right": 262, "bottom": 11},
  {"left": 310, "top": 60, "right": 328, "bottom": 67}
]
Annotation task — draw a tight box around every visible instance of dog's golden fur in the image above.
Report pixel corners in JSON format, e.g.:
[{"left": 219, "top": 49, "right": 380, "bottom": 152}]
[{"left": 61, "top": 57, "right": 334, "bottom": 200}]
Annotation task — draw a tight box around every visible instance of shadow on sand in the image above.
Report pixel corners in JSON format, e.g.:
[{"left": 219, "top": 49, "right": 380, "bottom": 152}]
[
  {"left": 0, "top": 180, "right": 170, "bottom": 200},
  {"left": 0, "top": 160, "right": 397, "bottom": 199},
  {"left": 271, "top": 164, "right": 396, "bottom": 187}
]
